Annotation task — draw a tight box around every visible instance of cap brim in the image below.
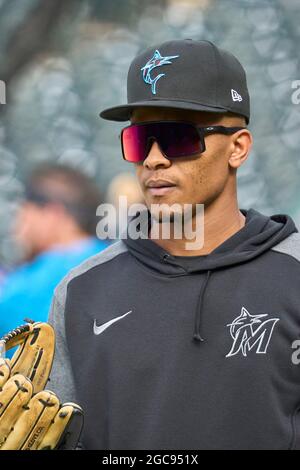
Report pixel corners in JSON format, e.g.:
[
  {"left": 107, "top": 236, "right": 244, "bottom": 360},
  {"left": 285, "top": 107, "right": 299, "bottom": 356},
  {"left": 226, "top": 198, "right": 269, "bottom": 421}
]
[{"left": 99, "top": 100, "right": 230, "bottom": 122}]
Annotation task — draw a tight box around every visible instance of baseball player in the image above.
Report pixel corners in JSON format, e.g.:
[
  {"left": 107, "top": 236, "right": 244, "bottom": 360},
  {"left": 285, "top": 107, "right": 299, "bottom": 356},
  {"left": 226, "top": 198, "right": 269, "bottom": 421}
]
[{"left": 43, "top": 39, "right": 300, "bottom": 450}]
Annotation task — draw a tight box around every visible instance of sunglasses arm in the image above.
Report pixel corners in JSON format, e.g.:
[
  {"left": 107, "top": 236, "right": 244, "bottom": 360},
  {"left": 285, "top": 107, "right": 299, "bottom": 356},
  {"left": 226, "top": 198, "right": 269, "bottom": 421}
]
[{"left": 201, "top": 126, "right": 246, "bottom": 136}]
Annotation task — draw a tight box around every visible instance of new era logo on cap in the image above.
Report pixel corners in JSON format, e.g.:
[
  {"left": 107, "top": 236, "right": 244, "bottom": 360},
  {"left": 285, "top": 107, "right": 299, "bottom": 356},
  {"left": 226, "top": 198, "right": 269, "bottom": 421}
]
[{"left": 231, "top": 89, "right": 243, "bottom": 102}]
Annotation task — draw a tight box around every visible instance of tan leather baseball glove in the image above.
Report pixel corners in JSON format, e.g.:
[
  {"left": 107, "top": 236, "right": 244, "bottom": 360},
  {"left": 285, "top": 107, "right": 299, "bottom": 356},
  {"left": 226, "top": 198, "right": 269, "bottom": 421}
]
[{"left": 0, "top": 320, "right": 83, "bottom": 450}]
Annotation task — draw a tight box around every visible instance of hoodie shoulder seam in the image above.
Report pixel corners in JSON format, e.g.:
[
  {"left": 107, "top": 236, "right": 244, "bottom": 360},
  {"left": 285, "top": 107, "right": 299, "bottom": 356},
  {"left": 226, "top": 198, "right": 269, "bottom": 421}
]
[
  {"left": 271, "top": 232, "right": 300, "bottom": 264},
  {"left": 53, "top": 241, "right": 128, "bottom": 307}
]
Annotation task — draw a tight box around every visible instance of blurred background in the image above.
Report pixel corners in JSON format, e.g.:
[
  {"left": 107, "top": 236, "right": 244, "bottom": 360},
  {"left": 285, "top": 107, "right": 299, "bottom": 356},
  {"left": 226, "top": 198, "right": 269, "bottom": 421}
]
[{"left": 0, "top": 0, "right": 299, "bottom": 267}]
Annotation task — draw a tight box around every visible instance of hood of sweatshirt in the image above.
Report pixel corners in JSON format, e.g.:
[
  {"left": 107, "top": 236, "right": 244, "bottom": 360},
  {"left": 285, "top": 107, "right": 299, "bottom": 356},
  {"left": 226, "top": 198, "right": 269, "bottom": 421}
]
[{"left": 123, "top": 207, "right": 298, "bottom": 341}]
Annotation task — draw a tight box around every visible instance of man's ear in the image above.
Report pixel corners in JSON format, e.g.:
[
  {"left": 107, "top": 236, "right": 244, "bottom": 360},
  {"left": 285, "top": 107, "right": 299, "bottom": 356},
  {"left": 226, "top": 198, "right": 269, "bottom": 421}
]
[{"left": 228, "top": 129, "right": 253, "bottom": 169}]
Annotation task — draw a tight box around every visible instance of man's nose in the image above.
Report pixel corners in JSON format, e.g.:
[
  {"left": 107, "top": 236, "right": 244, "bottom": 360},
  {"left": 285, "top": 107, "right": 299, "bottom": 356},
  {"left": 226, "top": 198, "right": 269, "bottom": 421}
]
[{"left": 143, "top": 140, "right": 171, "bottom": 170}]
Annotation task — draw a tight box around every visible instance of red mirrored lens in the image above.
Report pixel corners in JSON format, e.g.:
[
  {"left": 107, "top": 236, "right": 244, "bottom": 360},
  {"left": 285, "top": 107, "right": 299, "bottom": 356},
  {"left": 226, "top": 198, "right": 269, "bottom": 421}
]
[
  {"left": 121, "top": 122, "right": 203, "bottom": 162},
  {"left": 122, "top": 125, "right": 148, "bottom": 163}
]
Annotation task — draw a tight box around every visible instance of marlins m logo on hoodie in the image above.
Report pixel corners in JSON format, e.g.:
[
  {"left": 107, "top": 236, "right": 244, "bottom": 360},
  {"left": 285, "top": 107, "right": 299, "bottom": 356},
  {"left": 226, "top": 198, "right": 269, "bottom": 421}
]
[{"left": 226, "top": 307, "right": 279, "bottom": 358}]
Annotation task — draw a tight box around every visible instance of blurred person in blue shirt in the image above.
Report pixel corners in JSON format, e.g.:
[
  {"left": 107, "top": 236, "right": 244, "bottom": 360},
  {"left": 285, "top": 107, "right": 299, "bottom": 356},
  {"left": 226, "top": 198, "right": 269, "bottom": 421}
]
[{"left": 0, "top": 163, "right": 109, "bottom": 340}]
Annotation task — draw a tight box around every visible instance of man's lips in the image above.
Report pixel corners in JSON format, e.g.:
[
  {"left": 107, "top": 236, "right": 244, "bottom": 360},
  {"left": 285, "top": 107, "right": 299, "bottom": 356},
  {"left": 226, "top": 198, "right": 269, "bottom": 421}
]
[{"left": 145, "top": 179, "right": 177, "bottom": 196}]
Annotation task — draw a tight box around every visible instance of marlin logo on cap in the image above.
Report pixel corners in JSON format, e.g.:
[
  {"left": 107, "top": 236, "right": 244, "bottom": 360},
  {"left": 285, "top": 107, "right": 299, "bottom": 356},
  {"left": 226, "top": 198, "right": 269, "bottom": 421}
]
[{"left": 141, "top": 49, "right": 179, "bottom": 95}]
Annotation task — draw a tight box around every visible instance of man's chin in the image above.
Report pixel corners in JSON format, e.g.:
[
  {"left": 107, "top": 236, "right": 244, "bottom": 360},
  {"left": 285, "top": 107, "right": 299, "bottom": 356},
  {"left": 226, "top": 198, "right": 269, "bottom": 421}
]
[
  {"left": 149, "top": 200, "right": 205, "bottom": 222},
  {"left": 151, "top": 212, "right": 176, "bottom": 224},
  {"left": 147, "top": 202, "right": 185, "bottom": 223}
]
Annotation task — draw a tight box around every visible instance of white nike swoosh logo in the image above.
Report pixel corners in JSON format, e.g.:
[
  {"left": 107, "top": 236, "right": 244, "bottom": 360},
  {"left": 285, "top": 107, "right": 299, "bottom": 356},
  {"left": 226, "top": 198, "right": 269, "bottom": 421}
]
[{"left": 93, "top": 310, "right": 133, "bottom": 335}]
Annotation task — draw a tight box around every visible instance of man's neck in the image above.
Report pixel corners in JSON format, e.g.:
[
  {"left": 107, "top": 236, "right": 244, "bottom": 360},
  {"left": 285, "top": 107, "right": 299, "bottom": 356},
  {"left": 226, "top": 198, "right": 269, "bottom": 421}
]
[{"left": 149, "top": 201, "right": 246, "bottom": 257}]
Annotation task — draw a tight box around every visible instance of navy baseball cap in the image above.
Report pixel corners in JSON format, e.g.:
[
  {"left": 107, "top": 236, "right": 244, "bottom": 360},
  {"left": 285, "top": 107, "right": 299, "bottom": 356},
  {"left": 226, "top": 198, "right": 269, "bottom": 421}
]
[{"left": 100, "top": 39, "right": 250, "bottom": 124}]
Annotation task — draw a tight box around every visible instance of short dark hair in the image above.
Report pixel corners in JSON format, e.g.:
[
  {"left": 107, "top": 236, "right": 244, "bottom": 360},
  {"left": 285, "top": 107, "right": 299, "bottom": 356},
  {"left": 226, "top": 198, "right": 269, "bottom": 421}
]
[{"left": 25, "top": 163, "right": 102, "bottom": 235}]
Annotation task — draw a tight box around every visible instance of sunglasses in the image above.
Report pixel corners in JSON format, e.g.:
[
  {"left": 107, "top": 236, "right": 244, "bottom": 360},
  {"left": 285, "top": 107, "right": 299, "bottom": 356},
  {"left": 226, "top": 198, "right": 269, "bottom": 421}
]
[{"left": 120, "top": 121, "right": 246, "bottom": 163}]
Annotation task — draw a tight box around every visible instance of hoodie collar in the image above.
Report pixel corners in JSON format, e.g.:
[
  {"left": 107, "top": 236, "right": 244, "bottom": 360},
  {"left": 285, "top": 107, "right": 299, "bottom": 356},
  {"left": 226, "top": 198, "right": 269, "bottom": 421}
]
[{"left": 124, "top": 208, "right": 298, "bottom": 275}]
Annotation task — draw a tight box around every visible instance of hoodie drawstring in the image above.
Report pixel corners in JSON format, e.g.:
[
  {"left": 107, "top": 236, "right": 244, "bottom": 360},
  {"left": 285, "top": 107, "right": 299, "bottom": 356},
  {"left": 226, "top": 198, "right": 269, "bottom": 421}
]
[{"left": 193, "top": 270, "right": 212, "bottom": 342}]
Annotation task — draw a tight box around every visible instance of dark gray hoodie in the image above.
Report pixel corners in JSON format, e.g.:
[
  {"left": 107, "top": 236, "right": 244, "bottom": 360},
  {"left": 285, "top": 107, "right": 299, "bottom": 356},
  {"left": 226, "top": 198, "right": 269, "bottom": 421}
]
[{"left": 48, "top": 207, "right": 300, "bottom": 450}]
